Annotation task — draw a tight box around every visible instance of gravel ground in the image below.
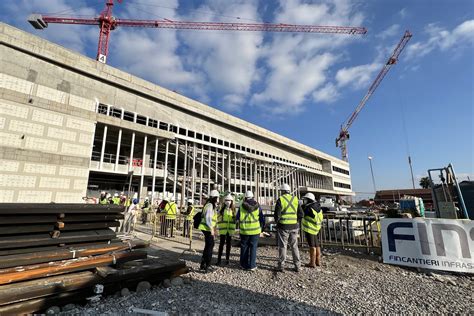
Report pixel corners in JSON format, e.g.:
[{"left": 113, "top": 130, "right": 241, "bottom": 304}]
[{"left": 63, "top": 246, "right": 473, "bottom": 315}]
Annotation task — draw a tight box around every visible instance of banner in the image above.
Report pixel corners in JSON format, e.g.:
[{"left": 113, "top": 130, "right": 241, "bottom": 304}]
[{"left": 381, "top": 218, "right": 473, "bottom": 273}]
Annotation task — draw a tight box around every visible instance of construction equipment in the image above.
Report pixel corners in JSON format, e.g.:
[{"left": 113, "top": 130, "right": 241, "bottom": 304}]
[
  {"left": 336, "top": 31, "right": 412, "bottom": 161},
  {"left": 427, "top": 163, "right": 469, "bottom": 219},
  {"left": 28, "top": 0, "right": 367, "bottom": 64}
]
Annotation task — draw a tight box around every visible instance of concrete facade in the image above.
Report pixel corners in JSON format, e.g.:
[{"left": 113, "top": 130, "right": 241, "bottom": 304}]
[{"left": 0, "top": 23, "right": 353, "bottom": 205}]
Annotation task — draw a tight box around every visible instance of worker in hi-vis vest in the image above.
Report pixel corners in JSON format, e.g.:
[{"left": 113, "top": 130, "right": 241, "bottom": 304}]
[
  {"left": 198, "top": 190, "right": 219, "bottom": 272},
  {"left": 237, "top": 191, "right": 264, "bottom": 271},
  {"left": 217, "top": 194, "right": 236, "bottom": 266},
  {"left": 274, "top": 183, "right": 304, "bottom": 273},
  {"left": 182, "top": 198, "right": 195, "bottom": 238},
  {"left": 301, "top": 193, "right": 323, "bottom": 268},
  {"left": 164, "top": 196, "right": 177, "bottom": 237},
  {"left": 99, "top": 191, "right": 108, "bottom": 205}
]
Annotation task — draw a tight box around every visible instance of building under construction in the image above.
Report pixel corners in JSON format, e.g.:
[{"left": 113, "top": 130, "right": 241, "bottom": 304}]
[{"left": 0, "top": 23, "right": 353, "bottom": 206}]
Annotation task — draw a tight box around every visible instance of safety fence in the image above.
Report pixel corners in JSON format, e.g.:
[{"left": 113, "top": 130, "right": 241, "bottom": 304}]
[{"left": 133, "top": 208, "right": 382, "bottom": 254}]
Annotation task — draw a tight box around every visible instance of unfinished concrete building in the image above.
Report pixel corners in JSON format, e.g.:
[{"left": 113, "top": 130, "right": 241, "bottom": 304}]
[{"left": 0, "top": 23, "right": 353, "bottom": 206}]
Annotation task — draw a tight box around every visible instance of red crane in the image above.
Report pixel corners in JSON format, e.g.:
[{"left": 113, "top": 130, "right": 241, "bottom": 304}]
[
  {"left": 335, "top": 30, "right": 412, "bottom": 162},
  {"left": 28, "top": 0, "right": 367, "bottom": 64}
]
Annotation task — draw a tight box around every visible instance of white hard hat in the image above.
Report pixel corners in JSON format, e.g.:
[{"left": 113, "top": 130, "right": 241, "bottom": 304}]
[
  {"left": 209, "top": 190, "right": 219, "bottom": 198},
  {"left": 244, "top": 191, "right": 254, "bottom": 199},
  {"left": 114, "top": 193, "right": 119, "bottom": 197},
  {"left": 304, "top": 193, "right": 316, "bottom": 202},
  {"left": 187, "top": 198, "right": 194, "bottom": 204},
  {"left": 145, "top": 197, "right": 149, "bottom": 201},
  {"left": 163, "top": 196, "right": 169, "bottom": 202},
  {"left": 224, "top": 194, "right": 233, "bottom": 201},
  {"left": 280, "top": 183, "right": 291, "bottom": 191},
  {"left": 100, "top": 191, "right": 106, "bottom": 195}
]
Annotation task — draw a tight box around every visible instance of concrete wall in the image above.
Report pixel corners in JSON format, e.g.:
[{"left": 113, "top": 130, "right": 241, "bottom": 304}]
[{"left": 0, "top": 22, "right": 353, "bottom": 202}]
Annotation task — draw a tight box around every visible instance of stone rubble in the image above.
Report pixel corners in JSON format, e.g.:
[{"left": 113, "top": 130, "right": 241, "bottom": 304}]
[{"left": 61, "top": 247, "right": 473, "bottom": 315}]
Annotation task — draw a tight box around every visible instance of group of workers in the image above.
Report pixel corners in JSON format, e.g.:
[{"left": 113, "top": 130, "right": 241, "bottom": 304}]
[
  {"left": 97, "top": 184, "right": 323, "bottom": 273},
  {"left": 198, "top": 183, "right": 323, "bottom": 273}
]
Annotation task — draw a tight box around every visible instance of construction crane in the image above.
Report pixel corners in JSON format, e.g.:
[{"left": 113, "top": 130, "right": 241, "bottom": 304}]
[
  {"left": 336, "top": 30, "right": 412, "bottom": 162},
  {"left": 28, "top": 0, "right": 367, "bottom": 64}
]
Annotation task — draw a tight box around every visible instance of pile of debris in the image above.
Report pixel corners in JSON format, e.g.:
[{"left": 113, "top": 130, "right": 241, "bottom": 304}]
[{"left": 0, "top": 204, "right": 187, "bottom": 314}]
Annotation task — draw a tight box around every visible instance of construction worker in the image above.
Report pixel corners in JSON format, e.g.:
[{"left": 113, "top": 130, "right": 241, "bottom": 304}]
[
  {"left": 237, "top": 191, "right": 264, "bottom": 271},
  {"left": 301, "top": 193, "right": 323, "bottom": 268},
  {"left": 164, "top": 196, "right": 177, "bottom": 237},
  {"left": 141, "top": 197, "right": 150, "bottom": 224},
  {"left": 98, "top": 191, "right": 108, "bottom": 205},
  {"left": 112, "top": 193, "right": 120, "bottom": 205},
  {"left": 182, "top": 198, "right": 195, "bottom": 238},
  {"left": 121, "top": 195, "right": 138, "bottom": 235},
  {"left": 274, "top": 183, "right": 304, "bottom": 272},
  {"left": 119, "top": 192, "right": 127, "bottom": 205},
  {"left": 198, "top": 190, "right": 219, "bottom": 272},
  {"left": 217, "top": 194, "right": 236, "bottom": 266},
  {"left": 107, "top": 193, "right": 113, "bottom": 204},
  {"left": 158, "top": 197, "right": 168, "bottom": 236}
]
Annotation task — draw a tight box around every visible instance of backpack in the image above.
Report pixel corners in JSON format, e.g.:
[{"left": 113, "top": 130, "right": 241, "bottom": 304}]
[{"left": 193, "top": 211, "right": 202, "bottom": 229}]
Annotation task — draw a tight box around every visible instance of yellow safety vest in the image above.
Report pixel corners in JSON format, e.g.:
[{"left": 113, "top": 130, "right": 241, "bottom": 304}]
[
  {"left": 239, "top": 206, "right": 261, "bottom": 236},
  {"left": 125, "top": 198, "right": 131, "bottom": 207},
  {"left": 218, "top": 207, "right": 236, "bottom": 235},
  {"left": 165, "top": 202, "right": 177, "bottom": 220},
  {"left": 99, "top": 198, "right": 108, "bottom": 205},
  {"left": 186, "top": 206, "right": 195, "bottom": 221},
  {"left": 199, "top": 203, "right": 217, "bottom": 231},
  {"left": 112, "top": 197, "right": 120, "bottom": 205},
  {"left": 302, "top": 207, "right": 323, "bottom": 235},
  {"left": 278, "top": 194, "right": 298, "bottom": 225}
]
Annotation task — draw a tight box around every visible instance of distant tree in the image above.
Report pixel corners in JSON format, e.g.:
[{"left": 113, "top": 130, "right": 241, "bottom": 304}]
[{"left": 419, "top": 177, "right": 431, "bottom": 189}]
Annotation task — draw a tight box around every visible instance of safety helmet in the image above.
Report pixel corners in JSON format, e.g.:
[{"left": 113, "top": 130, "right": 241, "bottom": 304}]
[
  {"left": 303, "top": 193, "right": 316, "bottom": 202},
  {"left": 187, "top": 198, "right": 194, "bottom": 204},
  {"left": 100, "top": 191, "right": 106, "bottom": 195},
  {"left": 224, "top": 194, "right": 233, "bottom": 201},
  {"left": 209, "top": 190, "right": 219, "bottom": 198},
  {"left": 244, "top": 191, "right": 254, "bottom": 199},
  {"left": 279, "top": 183, "right": 290, "bottom": 192},
  {"left": 120, "top": 191, "right": 125, "bottom": 195},
  {"left": 114, "top": 193, "right": 119, "bottom": 197},
  {"left": 163, "top": 196, "right": 169, "bottom": 202},
  {"left": 145, "top": 197, "right": 149, "bottom": 201},
  {"left": 106, "top": 193, "right": 111, "bottom": 198}
]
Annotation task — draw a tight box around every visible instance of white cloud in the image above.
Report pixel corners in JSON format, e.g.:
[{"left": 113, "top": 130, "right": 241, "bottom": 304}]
[
  {"left": 2, "top": 0, "right": 98, "bottom": 54},
  {"left": 335, "top": 62, "right": 380, "bottom": 89},
  {"left": 250, "top": 0, "right": 365, "bottom": 114},
  {"left": 398, "top": 8, "right": 408, "bottom": 19},
  {"left": 313, "top": 83, "right": 340, "bottom": 103},
  {"left": 376, "top": 24, "right": 400, "bottom": 39},
  {"left": 405, "top": 20, "right": 474, "bottom": 59}
]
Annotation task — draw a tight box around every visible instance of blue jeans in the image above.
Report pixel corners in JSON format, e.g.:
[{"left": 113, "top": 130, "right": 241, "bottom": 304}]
[{"left": 240, "top": 234, "right": 259, "bottom": 269}]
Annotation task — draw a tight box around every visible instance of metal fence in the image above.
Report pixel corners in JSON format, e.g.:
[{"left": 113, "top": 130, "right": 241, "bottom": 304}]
[{"left": 134, "top": 208, "right": 382, "bottom": 254}]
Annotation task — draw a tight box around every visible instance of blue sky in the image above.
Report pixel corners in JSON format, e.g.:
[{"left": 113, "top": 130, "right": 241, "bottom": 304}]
[{"left": 1, "top": 0, "right": 473, "bottom": 199}]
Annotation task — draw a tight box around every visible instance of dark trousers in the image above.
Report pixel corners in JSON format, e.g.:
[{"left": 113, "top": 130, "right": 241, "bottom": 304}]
[
  {"left": 201, "top": 230, "right": 215, "bottom": 267},
  {"left": 240, "top": 234, "right": 259, "bottom": 269},
  {"left": 182, "top": 220, "right": 191, "bottom": 237},
  {"left": 165, "top": 219, "right": 175, "bottom": 237},
  {"left": 217, "top": 233, "right": 232, "bottom": 263}
]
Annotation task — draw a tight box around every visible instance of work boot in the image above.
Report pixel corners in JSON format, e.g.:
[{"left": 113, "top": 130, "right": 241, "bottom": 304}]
[
  {"left": 216, "top": 259, "right": 222, "bottom": 266},
  {"left": 305, "top": 248, "right": 316, "bottom": 268},
  {"left": 315, "top": 247, "right": 321, "bottom": 267}
]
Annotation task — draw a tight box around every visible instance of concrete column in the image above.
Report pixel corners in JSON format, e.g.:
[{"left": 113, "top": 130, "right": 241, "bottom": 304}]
[
  {"left": 173, "top": 140, "right": 179, "bottom": 199},
  {"left": 227, "top": 151, "right": 231, "bottom": 192},
  {"left": 151, "top": 137, "right": 159, "bottom": 204},
  {"left": 239, "top": 157, "right": 243, "bottom": 193},
  {"left": 233, "top": 153, "right": 236, "bottom": 193},
  {"left": 139, "top": 135, "right": 147, "bottom": 199},
  {"left": 200, "top": 145, "right": 204, "bottom": 203},
  {"left": 214, "top": 147, "right": 218, "bottom": 184},
  {"left": 221, "top": 148, "right": 225, "bottom": 190},
  {"left": 114, "top": 128, "right": 122, "bottom": 171},
  {"left": 244, "top": 159, "right": 248, "bottom": 192},
  {"left": 191, "top": 144, "right": 196, "bottom": 200},
  {"left": 129, "top": 132, "right": 135, "bottom": 172},
  {"left": 99, "top": 125, "right": 107, "bottom": 170},
  {"left": 207, "top": 147, "right": 211, "bottom": 194},
  {"left": 163, "top": 140, "right": 169, "bottom": 195},
  {"left": 249, "top": 160, "right": 253, "bottom": 193}
]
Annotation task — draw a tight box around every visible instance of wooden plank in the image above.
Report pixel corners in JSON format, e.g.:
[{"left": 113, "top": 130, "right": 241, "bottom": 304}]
[
  {"left": 0, "top": 204, "right": 124, "bottom": 215},
  {"left": 0, "top": 229, "right": 116, "bottom": 250},
  {"left": 0, "top": 241, "right": 147, "bottom": 269},
  {"left": 0, "top": 251, "right": 147, "bottom": 285}
]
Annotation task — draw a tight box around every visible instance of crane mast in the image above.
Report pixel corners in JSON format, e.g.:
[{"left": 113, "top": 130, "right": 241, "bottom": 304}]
[
  {"left": 28, "top": 0, "right": 367, "bottom": 64},
  {"left": 336, "top": 31, "right": 412, "bottom": 161}
]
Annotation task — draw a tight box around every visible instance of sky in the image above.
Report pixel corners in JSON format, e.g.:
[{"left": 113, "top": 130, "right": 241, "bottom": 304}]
[{"left": 1, "top": 0, "right": 473, "bottom": 199}]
